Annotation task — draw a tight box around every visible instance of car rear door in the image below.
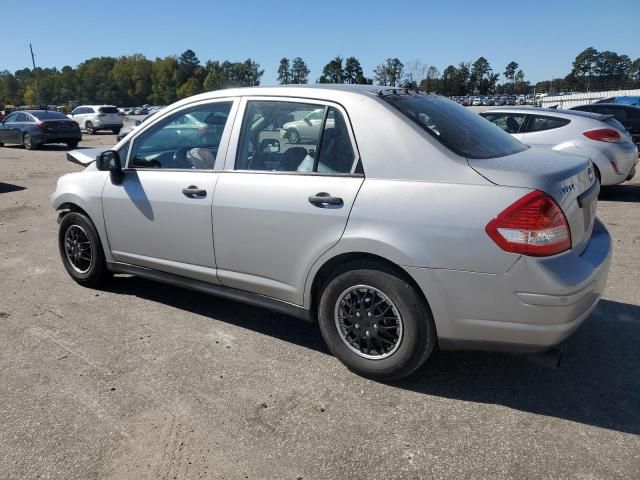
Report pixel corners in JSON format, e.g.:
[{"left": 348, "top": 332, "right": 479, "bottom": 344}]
[
  {"left": 212, "top": 98, "right": 364, "bottom": 305},
  {"left": 101, "top": 98, "right": 238, "bottom": 283}
]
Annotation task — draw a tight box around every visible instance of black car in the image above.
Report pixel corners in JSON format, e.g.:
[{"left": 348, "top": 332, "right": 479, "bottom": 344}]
[
  {"left": 0, "top": 110, "right": 81, "bottom": 150},
  {"left": 571, "top": 103, "right": 640, "bottom": 147}
]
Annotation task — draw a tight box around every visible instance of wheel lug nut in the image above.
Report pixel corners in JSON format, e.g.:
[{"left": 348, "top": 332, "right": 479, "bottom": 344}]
[
  {"left": 365, "top": 330, "right": 370, "bottom": 336},
  {"left": 373, "top": 324, "right": 377, "bottom": 329},
  {"left": 367, "top": 312, "right": 372, "bottom": 317},
  {"left": 355, "top": 323, "right": 360, "bottom": 329},
  {"left": 356, "top": 312, "right": 360, "bottom": 317}
]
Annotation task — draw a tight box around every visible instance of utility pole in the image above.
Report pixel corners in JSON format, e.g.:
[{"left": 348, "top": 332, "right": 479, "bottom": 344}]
[{"left": 29, "top": 43, "right": 41, "bottom": 107}]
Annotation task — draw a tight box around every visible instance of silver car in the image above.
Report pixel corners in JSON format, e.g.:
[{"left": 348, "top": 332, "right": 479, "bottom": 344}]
[
  {"left": 481, "top": 107, "right": 638, "bottom": 185},
  {"left": 52, "top": 85, "right": 611, "bottom": 380}
]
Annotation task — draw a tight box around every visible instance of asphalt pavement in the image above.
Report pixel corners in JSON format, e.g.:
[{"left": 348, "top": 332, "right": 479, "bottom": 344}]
[{"left": 0, "top": 134, "right": 638, "bottom": 479}]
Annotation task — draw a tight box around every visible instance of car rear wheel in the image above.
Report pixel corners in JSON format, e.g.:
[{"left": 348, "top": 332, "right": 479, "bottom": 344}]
[
  {"left": 67, "top": 141, "right": 78, "bottom": 149},
  {"left": 112, "top": 127, "right": 121, "bottom": 135},
  {"left": 58, "top": 212, "right": 109, "bottom": 287},
  {"left": 85, "top": 121, "right": 95, "bottom": 135},
  {"left": 318, "top": 262, "right": 436, "bottom": 380},
  {"left": 23, "top": 133, "right": 36, "bottom": 150}
]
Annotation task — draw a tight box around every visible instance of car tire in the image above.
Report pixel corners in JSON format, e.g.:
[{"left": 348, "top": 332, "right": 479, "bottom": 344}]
[
  {"left": 0, "top": 142, "right": 4, "bottom": 147},
  {"left": 67, "top": 141, "right": 79, "bottom": 150},
  {"left": 112, "top": 127, "right": 121, "bottom": 135},
  {"left": 23, "top": 133, "right": 36, "bottom": 150},
  {"left": 85, "top": 121, "right": 95, "bottom": 135},
  {"left": 58, "top": 211, "right": 109, "bottom": 287},
  {"left": 318, "top": 261, "right": 436, "bottom": 381},
  {"left": 286, "top": 128, "right": 300, "bottom": 144}
]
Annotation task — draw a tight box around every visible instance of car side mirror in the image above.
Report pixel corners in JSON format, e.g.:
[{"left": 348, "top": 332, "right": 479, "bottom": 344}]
[
  {"left": 97, "top": 150, "right": 124, "bottom": 184},
  {"left": 304, "top": 117, "right": 312, "bottom": 125}
]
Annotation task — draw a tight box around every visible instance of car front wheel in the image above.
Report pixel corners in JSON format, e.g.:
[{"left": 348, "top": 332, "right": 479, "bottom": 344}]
[
  {"left": 58, "top": 212, "right": 109, "bottom": 287},
  {"left": 318, "top": 262, "right": 436, "bottom": 380},
  {"left": 85, "top": 121, "right": 95, "bottom": 135}
]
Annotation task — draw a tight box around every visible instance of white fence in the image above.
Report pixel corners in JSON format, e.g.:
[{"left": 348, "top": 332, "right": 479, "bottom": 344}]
[{"left": 539, "top": 88, "right": 640, "bottom": 109}]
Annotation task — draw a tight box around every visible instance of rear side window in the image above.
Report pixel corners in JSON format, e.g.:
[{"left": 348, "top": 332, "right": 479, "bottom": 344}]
[
  {"left": 384, "top": 94, "right": 527, "bottom": 159},
  {"left": 481, "top": 113, "right": 526, "bottom": 133},
  {"left": 526, "top": 116, "right": 570, "bottom": 132},
  {"left": 99, "top": 106, "right": 119, "bottom": 114},
  {"left": 235, "top": 101, "right": 356, "bottom": 174}
]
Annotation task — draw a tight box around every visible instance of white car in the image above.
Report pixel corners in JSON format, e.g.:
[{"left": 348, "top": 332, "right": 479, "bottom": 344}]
[
  {"left": 481, "top": 107, "right": 638, "bottom": 185},
  {"left": 68, "top": 105, "right": 123, "bottom": 135},
  {"left": 281, "top": 108, "right": 334, "bottom": 144}
]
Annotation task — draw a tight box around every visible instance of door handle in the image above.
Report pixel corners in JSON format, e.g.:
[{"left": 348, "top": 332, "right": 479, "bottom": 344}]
[
  {"left": 308, "top": 192, "right": 343, "bottom": 207},
  {"left": 182, "top": 185, "right": 207, "bottom": 197}
]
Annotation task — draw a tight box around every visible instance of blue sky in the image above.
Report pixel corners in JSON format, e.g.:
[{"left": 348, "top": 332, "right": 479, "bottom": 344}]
[{"left": 2, "top": 0, "right": 639, "bottom": 84}]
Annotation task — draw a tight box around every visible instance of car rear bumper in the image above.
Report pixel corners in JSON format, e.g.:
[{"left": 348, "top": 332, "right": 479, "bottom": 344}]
[
  {"left": 406, "top": 218, "right": 612, "bottom": 353},
  {"left": 91, "top": 123, "right": 122, "bottom": 129},
  {"left": 37, "top": 132, "right": 82, "bottom": 144}
]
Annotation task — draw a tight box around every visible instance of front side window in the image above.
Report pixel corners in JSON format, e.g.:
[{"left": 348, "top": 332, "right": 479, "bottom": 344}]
[
  {"left": 235, "top": 101, "right": 356, "bottom": 174},
  {"left": 526, "top": 116, "right": 570, "bottom": 132},
  {"left": 129, "top": 101, "right": 232, "bottom": 170},
  {"left": 385, "top": 94, "right": 528, "bottom": 159},
  {"left": 482, "top": 113, "right": 527, "bottom": 133},
  {"left": 16, "top": 113, "right": 28, "bottom": 122}
]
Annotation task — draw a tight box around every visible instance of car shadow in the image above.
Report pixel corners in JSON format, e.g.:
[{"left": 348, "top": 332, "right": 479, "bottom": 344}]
[
  {"left": 0, "top": 182, "right": 26, "bottom": 194},
  {"left": 101, "top": 275, "right": 639, "bottom": 435},
  {"left": 599, "top": 184, "right": 640, "bottom": 203}
]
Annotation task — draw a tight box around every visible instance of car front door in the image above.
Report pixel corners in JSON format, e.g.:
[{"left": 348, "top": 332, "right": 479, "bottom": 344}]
[
  {"left": 212, "top": 98, "right": 364, "bottom": 305},
  {"left": 0, "top": 113, "right": 19, "bottom": 143},
  {"left": 101, "top": 99, "right": 237, "bottom": 283}
]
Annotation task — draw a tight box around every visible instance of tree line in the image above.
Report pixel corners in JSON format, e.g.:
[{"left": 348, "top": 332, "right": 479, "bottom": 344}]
[
  {"left": 1, "top": 47, "right": 639, "bottom": 107},
  {"left": 0, "top": 50, "right": 263, "bottom": 107}
]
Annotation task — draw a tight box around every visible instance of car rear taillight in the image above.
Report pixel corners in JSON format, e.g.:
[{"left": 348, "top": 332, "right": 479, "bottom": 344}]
[
  {"left": 486, "top": 190, "right": 571, "bottom": 256},
  {"left": 97, "top": 113, "right": 106, "bottom": 117},
  {"left": 36, "top": 121, "right": 51, "bottom": 129},
  {"left": 583, "top": 128, "right": 622, "bottom": 143}
]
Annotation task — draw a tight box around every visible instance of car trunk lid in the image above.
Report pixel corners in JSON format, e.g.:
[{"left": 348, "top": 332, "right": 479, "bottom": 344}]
[{"left": 468, "top": 146, "right": 598, "bottom": 251}]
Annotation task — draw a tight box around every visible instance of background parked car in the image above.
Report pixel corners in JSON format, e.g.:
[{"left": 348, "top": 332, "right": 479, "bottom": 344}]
[
  {"left": 481, "top": 107, "right": 638, "bottom": 185},
  {"left": 116, "top": 109, "right": 162, "bottom": 141},
  {"left": 68, "top": 105, "right": 123, "bottom": 135},
  {"left": 0, "top": 110, "right": 81, "bottom": 150},
  {"left": 571, "top": 103, "right": 640, "bottom": 149}
]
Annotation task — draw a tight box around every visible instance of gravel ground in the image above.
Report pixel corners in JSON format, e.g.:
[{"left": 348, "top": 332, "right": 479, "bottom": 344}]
[{"left": 1, "top": 134, "right": 639, "bottom": 480}]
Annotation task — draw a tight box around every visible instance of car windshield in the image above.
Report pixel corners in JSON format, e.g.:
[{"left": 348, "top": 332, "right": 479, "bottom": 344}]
[
  {"left": 383, "top": 93, "right": 528, "bottom": 159},
  {"left": 99, "top": 106, "right": 119, "bottom": 114},
  {"left": 32, "top": 111, "right": 69, "bottom": 120}
]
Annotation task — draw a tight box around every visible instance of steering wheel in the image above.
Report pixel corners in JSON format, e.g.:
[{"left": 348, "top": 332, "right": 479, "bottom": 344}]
[{"left": 172, "top": 146, "right": 192, "bottom": 169}]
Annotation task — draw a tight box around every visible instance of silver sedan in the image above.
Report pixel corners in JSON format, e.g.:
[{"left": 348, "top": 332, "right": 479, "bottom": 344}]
[{"left": 52, "top": 85, "right": 611, "bottom": 380}]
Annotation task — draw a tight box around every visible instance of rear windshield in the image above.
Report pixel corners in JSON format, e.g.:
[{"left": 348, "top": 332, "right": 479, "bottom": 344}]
[
  {"left": 383, "top": 93, "right": 528, "bottom": 159},
  {"left": 32, "top": 111, "right": 69, "bottom": 120},
  {"left": 99, "top": 106, "right": 119, "bottom": 114}
]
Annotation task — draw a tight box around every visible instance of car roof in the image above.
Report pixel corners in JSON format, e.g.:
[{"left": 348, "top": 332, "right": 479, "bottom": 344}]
[{"left": 483, "top": 106, "right": 612, "bottom": 121}]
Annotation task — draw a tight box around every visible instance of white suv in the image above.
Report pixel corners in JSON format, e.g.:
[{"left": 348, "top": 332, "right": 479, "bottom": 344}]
[{"left": 68, "top": 105, "right": 123, "bottom": 135}]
